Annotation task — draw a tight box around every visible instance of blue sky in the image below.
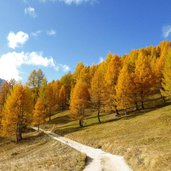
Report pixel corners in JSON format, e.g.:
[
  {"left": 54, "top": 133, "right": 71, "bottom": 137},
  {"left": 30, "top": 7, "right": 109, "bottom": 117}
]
[{"left": 0, "top": 0, "right": 171, "bottom": 82}]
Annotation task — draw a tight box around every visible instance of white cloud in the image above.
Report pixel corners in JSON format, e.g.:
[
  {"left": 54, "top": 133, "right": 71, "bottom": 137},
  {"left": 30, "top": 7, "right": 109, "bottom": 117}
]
[
  {"left": 24, "top": 52, "right": 55, "bottom": 67},
  {"left": 24, "top": 6, "right": 37, "bottom": 18},
  {"left": 162, "top": 25, "right": 171, "bottom": 38},
  {"left": 7, "top": 31, "right": 29, "bottom": 49},
  {"left": 59, "top": 64, "right": 70, "bottom": 72},
  {"left": 39, "top": 0, "right": 97, "bottom": 5},
  {"left": 99, "top": 57, "right": 104, "bottom": 63},
  {"left": 0, "top": 51, "right": 55, "bottom": 81},
  {"left": 31, "top": 30, "right": 42, "bottom": 37},
  {"left": 46, "top": 29, "right": 56, "bottom": 36},
  {"left": 0, "top": 51, "right": 70, "bottom": 81}
]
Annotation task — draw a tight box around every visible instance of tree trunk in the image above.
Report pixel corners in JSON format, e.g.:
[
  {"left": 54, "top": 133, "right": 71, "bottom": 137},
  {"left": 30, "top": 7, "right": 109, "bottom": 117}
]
[
  {"left": 124, "top": 109, "right": 128, "bottom": 115},
  {"left": 161, "top": 95, "right": 166, "bottom": 104},
  {"left": 135, "top": 102, "right": 139, "bottom": 110},
  {"left": 141, "top": 101, "right": 145, "bottom": 110},
  {"left": 79, "top": 120, "right": 84, "bottom": 127},
  {"left": 114, "top": 105, "right": 119, "bottom": 116},
  {"left": 49, "top": 114, "right": 51, "bottom": 121},
  {"left": 16, "top": 125, "right": 22, "bottom": 143},
  {"left": 97, "top": 109, "right": 101, "bottom": 123},
  {"left": 37, "top": 124, "right": 39, "bottom": 132}
]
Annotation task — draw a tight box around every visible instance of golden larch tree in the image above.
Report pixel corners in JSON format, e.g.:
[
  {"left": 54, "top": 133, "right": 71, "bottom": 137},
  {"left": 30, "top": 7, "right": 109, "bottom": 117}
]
[
  {"left": 59, "top": 85, "right": 67, "bottom": 111},
  {"left": 0, "top": 81, "right": 12, "bottom": 128},
  {"left": 2, "top": 84, "right": 33, "bottom": 142},
  {"left": 70, "top": 79, "right": 90, "bottom": 127},
  {"left": 60, "top": 73, "right": 72, "bottom": 105},
  {"left": 46, "top": 82, "right": 56, "bottom": 121},
  {"left": 116, "top": 64, "right": 134, "bottom": 114},
  {"left": 134, "top": 52, "right": 155, "bottom": 109},
  {"left": 105, "top": 55, "right": 122, "bottom": 115},
  {"left": 161, "top": 49, "right": 171, "bottom": 98},
  {"left": 72, "top": 62, "right": 84, "bottom": 87},
  {"left": 90, "top": 64, "right": 106, "bottom": 123},
  {"left": 155, "top": 42, "right": 171, "bottom": 102},
  {"left": 32, "top": 98, "right": 46, "bottom": 131}
]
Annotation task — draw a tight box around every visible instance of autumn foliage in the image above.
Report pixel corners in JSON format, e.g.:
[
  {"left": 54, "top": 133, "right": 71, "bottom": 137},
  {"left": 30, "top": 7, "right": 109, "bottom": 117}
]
[
  {"left": 70, "top": 80, "right": 90, "bottom": 127},
  {"left": 1, "top": 41, "right": 171, "bottom": 139},
  {"left": 1, "top": 84, "right": 33, "bottom": 142},
  {"left": 32, "top": 98, "right": 46, "bottom": 131}
]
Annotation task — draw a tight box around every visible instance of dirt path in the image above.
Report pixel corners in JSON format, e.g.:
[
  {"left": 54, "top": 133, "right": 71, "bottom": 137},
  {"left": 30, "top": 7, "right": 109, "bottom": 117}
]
[{"left": 32, "top": 127, "right": 132, "bottom": 171}]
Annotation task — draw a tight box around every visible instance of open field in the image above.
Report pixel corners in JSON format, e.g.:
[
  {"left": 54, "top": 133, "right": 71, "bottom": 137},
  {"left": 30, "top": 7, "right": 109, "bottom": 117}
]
[
  {"left": 42, "top": 104, "right": 171, "bottom": 171},
  {"left": 0, "top": 130, "right": 86, "bottom": 171}
]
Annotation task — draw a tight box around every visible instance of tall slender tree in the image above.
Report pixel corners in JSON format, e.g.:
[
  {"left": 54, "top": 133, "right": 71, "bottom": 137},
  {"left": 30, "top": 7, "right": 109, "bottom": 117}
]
[
  {"left": 0, "top": 80, "right": 15, "bottom": 128},
  {"left": 134, "top": 53, "right": 155, "bottom": 109},
  {"left": 59, "top": 85, "right": 67, "bottom": 111},
  {"left": 105, "top": 55, "right": 122, "bottom": 115},
  {"left": 60, "top": 73, "right": 72, "bottom": 105},
  {"left": 32, "top": 98, "right": 46, "bottom": 131},
  {"left": 116, "top": 64, "right": 134, "bottom": 114},
  {"left": 2, "top": 84, "right": 33, "bottom": 142},
  {"left": 161, "top": 49, "right": 171, "bottom": 98},
  {"left": 70, "top": 80, "right": 90, "bottom": 127},
  {"left": 90, "top": 64, "right": 106, "bottom": 123}
]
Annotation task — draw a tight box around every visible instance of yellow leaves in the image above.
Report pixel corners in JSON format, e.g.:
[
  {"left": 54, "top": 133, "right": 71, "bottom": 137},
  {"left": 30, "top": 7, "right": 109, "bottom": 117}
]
[
  {"left": 2, "top": 84, "right": 33, "bottom": 138},
  {"left": 72, "top": 62, "right": 84, "bottom": 84},
  {"left": 161, "top": 49, "right": 171, "bottom": 97},
  {"left": 116, "top": 64, "right": 134, "bottom": 109},
  {"left": 134, "top": 54, "right": 155, "bottom": 91},
  {"left": 46, "top": 81, "right": 60, "bottom": 115},
  {"left": 70, "top": 80, "right": 90, "bottom": 120},
  {"left": 90, "top": 65, "right": 106, "bottom": 105},
  {"left": 105, "top": 55, "right": 121, "bottom": 86},
  {"left": 59, "top": 85, "right": 67, "bottom": 110},
  {"left": 32, "top": 98, "right": 46, "bottom": 126},
  {"left": 104, "top": 55, "right": 122, "bottom": 112}
]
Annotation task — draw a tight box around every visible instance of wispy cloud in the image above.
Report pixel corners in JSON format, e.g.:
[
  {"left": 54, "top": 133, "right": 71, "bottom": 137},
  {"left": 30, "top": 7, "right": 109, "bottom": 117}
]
[
  {"left": 62, "top": 0, "right": 97, "bottom": 5},
  {"left": 7, "top": 31, "right": 29, "bottom": 49},
  {"left": 59, "top": 64, "right": 70, "bottom": 72},
  {"left": 162, "top": 25, "right": 171, "bottom": 38},
  {"left": 24, "top": 6, "right": 37, "bottom": 18},
  {"left": 99, "top": 57, "right": 104, "bottom": 63},
  {"left": 31, "top": 30, "right": 57, "bottom": 37},
  {"left": 39, "top": 0, "right": 97, "bottom": 5},
  {"left": 46, "top": 29, "right": 56, "bottom": 36},
  {"left": 31, "top": 30, "right": 42, "bottom": 37}
]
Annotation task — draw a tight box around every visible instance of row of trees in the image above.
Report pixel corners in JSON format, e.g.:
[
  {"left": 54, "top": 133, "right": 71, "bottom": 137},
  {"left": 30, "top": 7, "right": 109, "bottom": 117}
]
[
  {"left": 0, "top": 69, "right": 71, "bottom": 142},
  {"left": 0, "top": 41, "right": 171, "bottom": 141},
  {"left": 70, "top": 41, "right": 171, "bottom": 126}
]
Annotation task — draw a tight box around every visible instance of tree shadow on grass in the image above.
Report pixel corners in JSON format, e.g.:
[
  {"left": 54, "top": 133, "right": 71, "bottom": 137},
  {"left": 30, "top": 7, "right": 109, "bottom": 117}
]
[
  {"left": 124, "top": 101, "right": 171, "bottom": 120},
  {"left": 46, "top": 102, "right": 171, "bottom": 136},
  {"left": 48, "top": 115, "right": 72, "bottom": 125},
  {"left": 54, "top": 126, "right": 85, "bottom": 136},
  {"left": 23, "top": 131, "right": 45, "bottom": 142},
  {"left": 79, "top": 102, "right": 171, "bottom": 130}
]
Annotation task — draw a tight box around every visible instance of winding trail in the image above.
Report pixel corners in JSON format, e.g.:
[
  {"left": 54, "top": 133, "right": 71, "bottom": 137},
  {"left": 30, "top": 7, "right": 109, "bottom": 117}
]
[{"left": 32, "top": 127, "right": 132, "bottom": 171}]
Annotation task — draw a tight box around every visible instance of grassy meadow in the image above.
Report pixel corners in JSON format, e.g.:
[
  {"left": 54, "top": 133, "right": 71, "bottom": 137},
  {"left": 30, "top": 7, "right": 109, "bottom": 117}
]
[
  {"left": 42, "top": 103, "right": 171, "bottom": 171},
  {"left": 0, "top": 130, "right": 86, "bottom": 171}
]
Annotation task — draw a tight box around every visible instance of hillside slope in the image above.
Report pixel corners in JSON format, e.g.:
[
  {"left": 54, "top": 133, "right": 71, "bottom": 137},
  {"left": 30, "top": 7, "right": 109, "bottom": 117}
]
[
  {"left": 43, "top": 105, "right": 171, "bottom": 171},
  {"left": 0, "top": 131, "right": 86, "bottom": 171}
]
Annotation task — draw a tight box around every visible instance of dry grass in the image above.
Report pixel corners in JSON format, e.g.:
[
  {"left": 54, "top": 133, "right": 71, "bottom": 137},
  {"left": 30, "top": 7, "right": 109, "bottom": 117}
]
[
  {"left": 43, "top": 105, "right": 171, "bottom": 171},
  {"left": 0, "top": 131, "right": 86, "bottom": 171}
]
